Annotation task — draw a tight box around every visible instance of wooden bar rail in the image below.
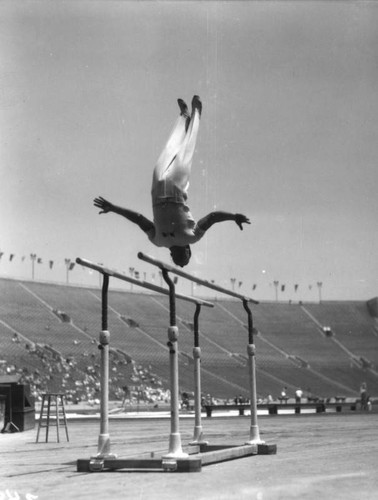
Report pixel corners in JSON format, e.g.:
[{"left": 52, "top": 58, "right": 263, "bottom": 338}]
[
  {"left": 76, "top": 258, "right": 214, "bottom": 308},
  {"left": 137, "top": 252, "right": 258, "bottom": 304}
]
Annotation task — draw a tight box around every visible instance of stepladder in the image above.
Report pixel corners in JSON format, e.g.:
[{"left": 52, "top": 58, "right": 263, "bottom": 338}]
[{"left": 36, "top": 393, "right": 69, "bottom": 443}]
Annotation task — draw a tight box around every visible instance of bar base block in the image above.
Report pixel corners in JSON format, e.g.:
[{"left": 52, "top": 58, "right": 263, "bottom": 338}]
[{"left": 77, "top": 442, "right": 277, "bottom": 473}]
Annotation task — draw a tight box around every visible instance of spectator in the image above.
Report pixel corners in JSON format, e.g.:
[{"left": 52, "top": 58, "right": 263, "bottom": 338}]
[
  {"left": 367, "top": 396, "right": 372, "bottom": 412},
  {"left": 181, "top": 392, "right": 189, "bottom": 410},
  {"left": 360, "top": 382, "right": 368, "bottom": 410},
  {"left": 122, "top": 385, "right": 130, "bottom": 407},
  {"left": 295, "top": 388, "right": 303, "bottom": 404},
  {"left": 280, "top": 387, "right": 288, "bottom": 403}
]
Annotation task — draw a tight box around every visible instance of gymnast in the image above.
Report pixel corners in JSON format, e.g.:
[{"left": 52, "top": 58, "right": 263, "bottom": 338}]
[{"left": 94, "top": 95, "right": 250, "bottom": 267}]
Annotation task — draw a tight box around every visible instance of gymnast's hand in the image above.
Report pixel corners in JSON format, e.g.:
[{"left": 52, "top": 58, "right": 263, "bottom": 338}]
[
  {"left": 94, "top": 196, "right": 113, "bottom": 214},
  {"left": 235, "top": 214, "right": 251, "bottom": 230}
]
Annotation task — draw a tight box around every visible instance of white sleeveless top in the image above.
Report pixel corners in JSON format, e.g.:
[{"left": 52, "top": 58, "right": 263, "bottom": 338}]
[{"left": 147, "top": 201, "right": 205, "bottom": 248}]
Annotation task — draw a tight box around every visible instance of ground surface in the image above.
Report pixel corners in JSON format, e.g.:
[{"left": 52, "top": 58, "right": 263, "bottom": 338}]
[{"left": 1, "top": 412, "right": 377, "bottom": 500}]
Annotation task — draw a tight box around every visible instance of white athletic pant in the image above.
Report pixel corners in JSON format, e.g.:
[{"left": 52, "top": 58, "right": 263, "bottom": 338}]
[{"left": 151, "top": 106, "right": 200, "bottom": 204}]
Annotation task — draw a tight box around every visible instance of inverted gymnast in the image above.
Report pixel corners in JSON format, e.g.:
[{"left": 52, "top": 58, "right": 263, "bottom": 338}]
[{"left": 94, "top": 95, "right": 250, "bottom": 267}]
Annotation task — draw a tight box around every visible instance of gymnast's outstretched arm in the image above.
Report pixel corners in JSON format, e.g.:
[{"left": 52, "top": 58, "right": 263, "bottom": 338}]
[
  {"left": 94, "top": 196, "right": 155, "bottom": 234},
  {"left": 197, "top": 211, "right": 251, "bottom": 232}
]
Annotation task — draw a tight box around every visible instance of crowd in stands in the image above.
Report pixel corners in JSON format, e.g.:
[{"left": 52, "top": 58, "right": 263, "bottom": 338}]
[
  {"left": 1, "top": 335, "right": 373, "bottom": 411},
  {"left": 1, "top": 333, "right": 170, "bottom": 407}
]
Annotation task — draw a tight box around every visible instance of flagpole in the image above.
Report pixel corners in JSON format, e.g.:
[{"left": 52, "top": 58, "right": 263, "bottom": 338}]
[
  {"left": 273, "top": 281, "right": 279, "bottom": 302},
  {"left": 30, "top": 254, "right": 37, "bottom": 281},
  {"left": 65, "top": 259, "right": 71, "bottom": 284}
]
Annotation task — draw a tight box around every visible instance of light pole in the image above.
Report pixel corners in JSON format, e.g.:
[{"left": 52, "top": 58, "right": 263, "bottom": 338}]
[
  {"left": 273, "top": 281, "right": 279, "bottom": 302},
  {"left": 317, "top": 282, "right": 323, "bottom": 302},
  {"left": 65, "top": 259, "right": 71, "bottom": 284},
  {"left": 30, "top": 254, "right": 37, "bottom": 280}
]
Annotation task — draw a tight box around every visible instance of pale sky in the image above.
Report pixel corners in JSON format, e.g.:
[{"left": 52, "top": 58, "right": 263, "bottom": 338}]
[{"left": 1, "top": 0, "right": 377, "bottom": 302}]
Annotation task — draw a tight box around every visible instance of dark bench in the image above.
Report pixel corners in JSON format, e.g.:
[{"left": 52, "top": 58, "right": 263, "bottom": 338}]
[
  {"left": 264, "top": 402, "right": 326, "bottom": 415},
  {"left": 204, "top": 404, "right": 250, "bottom": 418},
  {"left": 278, "top": 396, "right": 289, "bottom": 404},
  {"left": 326, "top": 401, "right": 358, "bottom": 412}
]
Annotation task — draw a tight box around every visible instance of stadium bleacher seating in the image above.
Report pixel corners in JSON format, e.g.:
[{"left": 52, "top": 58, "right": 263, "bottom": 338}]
[
  {"left": 305, "top": 302, "right": 378, "bottom": 364},
  {"left": 0, "top": 277, "right": 377, "bottom": 404}
]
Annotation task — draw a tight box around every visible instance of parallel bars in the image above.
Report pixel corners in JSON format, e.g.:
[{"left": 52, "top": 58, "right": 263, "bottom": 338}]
[
  {"left": 137, "top": 252, "right": 264, "bottom": 445},
  {"left": 76, "top": 257, "right": 213, "bottom": 461}
]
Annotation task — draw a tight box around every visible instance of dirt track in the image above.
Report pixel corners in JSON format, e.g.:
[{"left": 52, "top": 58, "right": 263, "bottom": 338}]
[{"left": 1, "top": 412, "right": 377, "bottom": 500}]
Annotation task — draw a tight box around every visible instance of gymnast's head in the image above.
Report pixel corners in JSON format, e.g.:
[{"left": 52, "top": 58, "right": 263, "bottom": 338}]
[{"left": 170, "top": 245, "right": 191, "bottom": 267}]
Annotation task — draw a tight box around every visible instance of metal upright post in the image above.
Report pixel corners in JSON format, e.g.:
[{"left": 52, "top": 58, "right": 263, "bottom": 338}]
[
  {"left": 190, "top": 304, "right": 208, "bottom": 445},
  {"left": 90, "top": 273, "right": 117, "bottom": 469},
  {"left": 243, "top": 299, "right": 264, "bottom": 445},
  {"left": 161, "top": 268, "right": 187, "bottom": 460}
]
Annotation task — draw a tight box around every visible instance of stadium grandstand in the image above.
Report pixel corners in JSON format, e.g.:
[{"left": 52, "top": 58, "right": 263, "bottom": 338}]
[{"left": 1, "top": 277, "right": 377, "bottom": 406}]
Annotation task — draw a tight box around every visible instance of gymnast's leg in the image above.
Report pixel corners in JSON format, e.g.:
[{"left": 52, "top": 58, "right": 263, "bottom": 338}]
[
  {"left": 166, "top": 95, "right": 202, "bottom": 195},
  {"left": 152, "top": 99, "right": 190, "bottom": 187}
]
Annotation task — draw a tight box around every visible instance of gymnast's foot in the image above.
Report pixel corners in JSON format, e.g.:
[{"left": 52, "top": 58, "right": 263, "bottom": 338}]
[
  {"left": 191, "top": 95, "right": 202, "bottom": 116},
  {"left": 177, "top": 98, "right": 189, "bottom": 117}
]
